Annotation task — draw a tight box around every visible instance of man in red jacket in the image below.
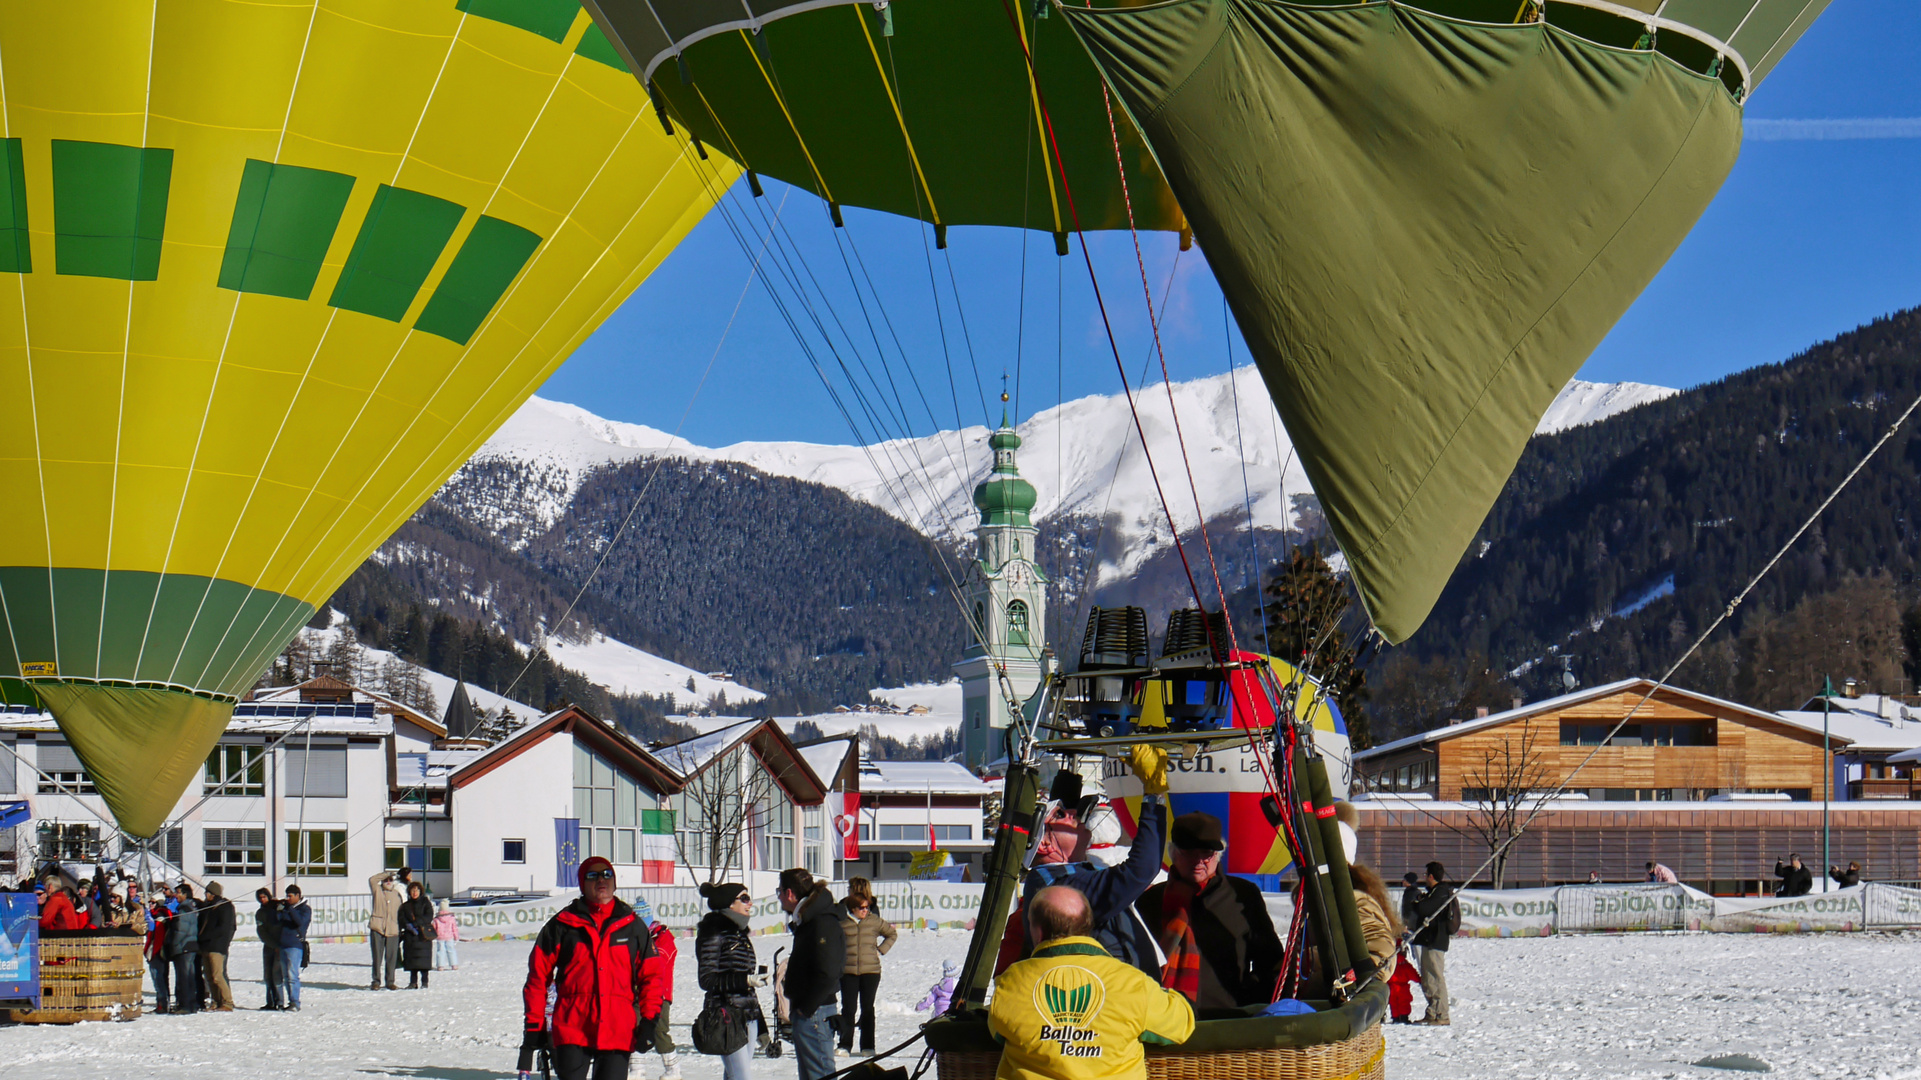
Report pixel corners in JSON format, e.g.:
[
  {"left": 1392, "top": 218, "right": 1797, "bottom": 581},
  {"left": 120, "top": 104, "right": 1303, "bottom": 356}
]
[
  {"left": 37, "top": 878, "right": 89, "bottom": 930},
  {"left": 522, "top": 857, "right": 665, "bottom": 1080}
]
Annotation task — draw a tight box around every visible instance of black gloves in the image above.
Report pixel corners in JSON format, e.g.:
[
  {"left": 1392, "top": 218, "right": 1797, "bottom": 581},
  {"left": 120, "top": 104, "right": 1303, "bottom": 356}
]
[
  {"left": 632, "top": 1018, "right": 657, "bottom": 1054},
  {"left": 521, "top": 1026, "right": 550, "bottom": 1052}
]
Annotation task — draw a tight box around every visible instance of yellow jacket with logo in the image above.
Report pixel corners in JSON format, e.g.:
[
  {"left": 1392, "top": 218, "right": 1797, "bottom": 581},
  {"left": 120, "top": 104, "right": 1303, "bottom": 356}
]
[{"left": 988, "top": 936, "right": 1195, "bottom": 1080}]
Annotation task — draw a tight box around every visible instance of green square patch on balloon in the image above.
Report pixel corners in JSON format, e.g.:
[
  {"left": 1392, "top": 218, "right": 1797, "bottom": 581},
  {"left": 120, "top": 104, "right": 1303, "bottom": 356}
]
[
  {"left": 218, "top": 159, "right": 356, "bottom": 300},
  {"left": 414, "top": 215, "right": 542, "bottom": 345},
  {"left": 328, "top": 184, "right": 465, "bottom": 323},
  {"left": 51, "top": 140, "right": 173, "bottom": 281}
]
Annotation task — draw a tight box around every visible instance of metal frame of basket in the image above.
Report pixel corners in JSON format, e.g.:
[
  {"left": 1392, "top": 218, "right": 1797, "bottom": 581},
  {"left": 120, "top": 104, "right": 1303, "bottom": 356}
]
[
  {"left": 6, "top": 934, "right": 146, "bottom": 1024},
  {"left": 935, "top": 1023, "right": 1386, "bottom": 1080}
]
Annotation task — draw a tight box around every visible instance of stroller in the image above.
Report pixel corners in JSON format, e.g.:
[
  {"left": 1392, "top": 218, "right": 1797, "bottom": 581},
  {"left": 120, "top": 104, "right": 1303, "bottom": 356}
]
[{"left": 758, "top": 948, "right": 790, "bottom": 1058}]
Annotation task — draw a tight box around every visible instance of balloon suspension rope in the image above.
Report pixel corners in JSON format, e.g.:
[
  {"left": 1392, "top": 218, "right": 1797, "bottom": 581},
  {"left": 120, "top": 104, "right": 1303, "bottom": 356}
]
[
  {"left": 997, "top": 0, "right": 1213, "bottom": 629},
  {"left": 1095, "top": 78, "right": 1239, "bottom": 660},
  {"left": 1378, "top": 385, "right": 1921, "bottom": 994},
  {"left": 497, "top": 219, "right": 770, "bottom": 702}
]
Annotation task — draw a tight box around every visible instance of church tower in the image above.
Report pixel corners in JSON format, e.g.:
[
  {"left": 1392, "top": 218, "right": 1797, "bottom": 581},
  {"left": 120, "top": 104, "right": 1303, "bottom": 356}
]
[{"left": 956, "top": 397, "right": 1049, "bottom": 771}]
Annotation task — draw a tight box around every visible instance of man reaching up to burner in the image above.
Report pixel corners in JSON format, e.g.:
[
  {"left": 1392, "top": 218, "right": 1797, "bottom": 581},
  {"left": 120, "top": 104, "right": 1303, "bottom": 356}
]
[
  {"left": 989, "top": 886, "right": 1194, "bottom": 1080},
  {"left": 1002, "top": 745, "right": 1170, "bottom": 977}
]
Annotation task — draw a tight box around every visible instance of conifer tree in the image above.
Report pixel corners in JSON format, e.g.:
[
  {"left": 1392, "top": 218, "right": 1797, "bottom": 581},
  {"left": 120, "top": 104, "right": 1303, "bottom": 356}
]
[{"left": 1263, "top": 544, "right": 1373, "bottom": 748}]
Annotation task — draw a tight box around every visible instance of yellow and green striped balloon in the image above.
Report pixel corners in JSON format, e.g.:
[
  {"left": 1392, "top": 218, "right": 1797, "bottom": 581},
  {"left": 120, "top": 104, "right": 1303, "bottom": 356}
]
[{"left": 0, "top": 0, "right": 726, "bottom": 837}]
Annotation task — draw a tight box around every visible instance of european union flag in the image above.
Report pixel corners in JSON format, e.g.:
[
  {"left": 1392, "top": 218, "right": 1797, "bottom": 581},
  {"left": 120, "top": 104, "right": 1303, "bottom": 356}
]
[{"left": 555, "top": 818, "right": 581, "bottom": 888}]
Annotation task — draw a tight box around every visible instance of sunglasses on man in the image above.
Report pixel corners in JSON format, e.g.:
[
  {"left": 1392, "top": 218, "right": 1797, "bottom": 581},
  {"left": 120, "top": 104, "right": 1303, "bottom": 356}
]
[{"left": 582, "top": 869, "right": 616, "bottom": 882}]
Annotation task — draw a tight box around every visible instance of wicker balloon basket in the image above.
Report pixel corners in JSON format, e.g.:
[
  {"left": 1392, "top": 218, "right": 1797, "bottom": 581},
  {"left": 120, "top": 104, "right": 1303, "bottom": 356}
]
[
  {"left": 936, "top": 1022, "right": 1386, "bottom": 1080},
  {"left": 6, "top": 933, "right": 146, "bottom": 1023}
]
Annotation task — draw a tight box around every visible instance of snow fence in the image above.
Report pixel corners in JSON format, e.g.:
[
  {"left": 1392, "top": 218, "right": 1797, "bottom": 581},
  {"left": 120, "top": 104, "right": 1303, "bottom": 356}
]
[
  {"left": 299, "top": 880, "right": 993, "bottom": 942},
  {"left": 294, "top": 881, "right": 1921, "bottom": 942},
  {"left": 1443, "top": 883, "right": 1921, "bottom": 936}
]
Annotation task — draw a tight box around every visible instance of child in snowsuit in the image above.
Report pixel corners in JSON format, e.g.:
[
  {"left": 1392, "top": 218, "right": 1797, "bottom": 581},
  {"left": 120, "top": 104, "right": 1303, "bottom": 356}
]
[
  {"left": 916, "top": 959, "right": 960, "bottom": 1015},
  {"left": 1387, "top": 952, "right": 1422, "bottom": 1024},
  {"left": 632, "top": 896, "right": 684, "bottom": 1080}
]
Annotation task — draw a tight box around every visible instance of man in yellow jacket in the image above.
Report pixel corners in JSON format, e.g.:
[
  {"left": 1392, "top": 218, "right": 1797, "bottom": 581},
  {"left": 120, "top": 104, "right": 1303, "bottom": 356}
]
[{"left": 989, "top": 887, "right": 1195, "bottom": 1080}]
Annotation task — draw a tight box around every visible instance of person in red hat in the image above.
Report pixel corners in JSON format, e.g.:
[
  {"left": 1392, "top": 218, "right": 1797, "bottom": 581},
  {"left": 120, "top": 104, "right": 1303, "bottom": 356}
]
[{"left": 521, "top": 856, "right": 666, "bottom": 1080}]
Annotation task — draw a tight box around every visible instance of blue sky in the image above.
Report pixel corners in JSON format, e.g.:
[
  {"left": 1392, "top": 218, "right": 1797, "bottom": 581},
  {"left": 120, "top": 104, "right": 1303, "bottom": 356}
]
[{"left": 538, "top": 1, "right": 1921, "bottom": 448}]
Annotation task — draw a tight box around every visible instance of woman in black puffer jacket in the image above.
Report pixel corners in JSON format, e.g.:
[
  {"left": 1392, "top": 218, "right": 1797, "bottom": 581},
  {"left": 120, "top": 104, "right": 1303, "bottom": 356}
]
[
  {"left": 398, "top": 882, "right": 437, "bottom": 989},
  {"left": 696, "top": 882, "right": 763, "bottom": 1080}
]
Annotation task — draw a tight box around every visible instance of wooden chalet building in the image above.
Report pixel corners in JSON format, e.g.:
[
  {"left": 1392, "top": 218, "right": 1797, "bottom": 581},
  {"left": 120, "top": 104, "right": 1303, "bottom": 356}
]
[{"left": 1352, "top": 679, "right": 1921, "bottom": 893}]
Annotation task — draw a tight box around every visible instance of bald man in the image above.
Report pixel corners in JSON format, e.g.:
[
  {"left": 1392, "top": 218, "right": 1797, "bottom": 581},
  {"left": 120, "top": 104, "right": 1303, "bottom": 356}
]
[{"left": 988, "top": 887, "right": 1194, "bottom": 1080}]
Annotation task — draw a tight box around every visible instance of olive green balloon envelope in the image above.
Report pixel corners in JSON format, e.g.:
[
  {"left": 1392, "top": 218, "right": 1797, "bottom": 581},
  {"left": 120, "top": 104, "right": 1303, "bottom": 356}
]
[
  {"left": 1058, "top": 0, "right": 1743, "bottom": 641},
  {"left": 31, "top": 684, "right": 235, "bottom": 841}
]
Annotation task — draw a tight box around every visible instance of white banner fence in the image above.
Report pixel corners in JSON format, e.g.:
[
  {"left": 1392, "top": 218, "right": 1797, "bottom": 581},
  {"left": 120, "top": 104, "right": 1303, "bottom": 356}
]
[
  {"left": 296, "top": 880, "right": 1921, "bottom": 942},
  {"left": 301, "top": 879, "right": 998, "bottom": 942},
  {"left": 1404, "top": 883, "right": 1921, "bottom": 937}
]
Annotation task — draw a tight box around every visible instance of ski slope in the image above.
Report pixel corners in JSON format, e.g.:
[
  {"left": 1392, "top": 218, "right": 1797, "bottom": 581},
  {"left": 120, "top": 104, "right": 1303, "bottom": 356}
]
[{"left": 293, "top": 617, "right": 758, "bottom": 719}]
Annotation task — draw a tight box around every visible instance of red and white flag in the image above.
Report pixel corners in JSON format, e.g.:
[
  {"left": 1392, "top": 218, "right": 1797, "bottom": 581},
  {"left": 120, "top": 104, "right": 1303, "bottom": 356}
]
[{"left": 835, "top": 792, "right": 861, "bottom": 859}]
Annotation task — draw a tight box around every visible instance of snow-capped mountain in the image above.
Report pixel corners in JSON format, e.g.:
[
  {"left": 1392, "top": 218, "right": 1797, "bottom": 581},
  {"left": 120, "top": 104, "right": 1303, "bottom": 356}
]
[
  {"left": 1535, "top": 379, "right": 1676, "bottom": 434},
  {"left": 452, "top": 370, "right": 1674, "bottom": 578}
]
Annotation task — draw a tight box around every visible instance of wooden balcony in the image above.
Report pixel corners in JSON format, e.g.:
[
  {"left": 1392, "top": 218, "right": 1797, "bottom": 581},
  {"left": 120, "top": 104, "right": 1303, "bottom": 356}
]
[{"left": 1849, "top": 777, "right": 1921, "bottom": 800}]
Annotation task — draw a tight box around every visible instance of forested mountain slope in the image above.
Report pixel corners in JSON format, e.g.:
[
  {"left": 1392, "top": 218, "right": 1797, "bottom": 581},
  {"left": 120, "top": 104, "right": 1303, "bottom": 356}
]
[{"left": 1393, "top": 307, "right": 1921, "bottom": 728}]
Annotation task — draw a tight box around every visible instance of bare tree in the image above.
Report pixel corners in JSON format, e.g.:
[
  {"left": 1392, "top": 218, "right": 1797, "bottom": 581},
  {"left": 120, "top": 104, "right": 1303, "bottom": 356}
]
[
  {"left": 1454, "top": 725, "right": 1554, "bottom": 889},
  {"left": 670, "top": 747, "right": 777, "bottom": 884}
]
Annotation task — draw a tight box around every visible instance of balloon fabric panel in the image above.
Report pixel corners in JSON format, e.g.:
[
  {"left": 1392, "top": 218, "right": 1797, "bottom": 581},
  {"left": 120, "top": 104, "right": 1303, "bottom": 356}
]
[{"left": 1061, "top": 0, "right": 1743, "bottom": 642}]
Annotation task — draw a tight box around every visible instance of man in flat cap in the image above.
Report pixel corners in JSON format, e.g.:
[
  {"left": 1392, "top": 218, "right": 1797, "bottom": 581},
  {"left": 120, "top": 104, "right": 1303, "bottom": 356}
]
[{"left": 1136, "top": 811, "right": 1284, "bottom": 1008}]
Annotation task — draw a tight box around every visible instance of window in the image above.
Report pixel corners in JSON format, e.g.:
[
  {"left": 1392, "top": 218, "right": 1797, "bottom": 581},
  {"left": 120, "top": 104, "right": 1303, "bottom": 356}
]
[
  {"left": 859, "top": 823, "right": 974, "bottom": 842},
  {"left": 284, "top": 746, "right": 348, "bottom": 797},
  {"left": 37, "top": 821, "right": 101, "bottom": 862},
  {"left": 756, "top": 791, "right": 796, "bottom": 872},
  {"left": 1559, "top": 722, "right": 1715, "bottom": 747},
  {"left": 204, "top": 827, "right": 266, "bottom": 876},
  {"left": 288, "top": 829, "right": 348, "bottom": 876},
  {"left": 803, "top": 805, "right": 823, "bottom": 841},
  {"left": 384, "top": 846, "right": 447, "bottom": 871},
  {"left": 503, "top": 839, "right": 527, "bottom": 864},
  {"left": 1008, "top": 600, "right": 1030, "bottom": 646},
  {"left": 205, "top": 744, "right": 265, "bottom": 796},
  {"left": 575, "top": 745, "right": 644, "bottom": 864},
  {"left": 37, "top": 741, "right": 95, "bottom": 794}
]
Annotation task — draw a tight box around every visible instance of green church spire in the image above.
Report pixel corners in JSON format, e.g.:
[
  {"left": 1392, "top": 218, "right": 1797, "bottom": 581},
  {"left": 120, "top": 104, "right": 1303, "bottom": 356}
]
[{"left": 974, "top": 389, "right": 1036, "bottom": 527}]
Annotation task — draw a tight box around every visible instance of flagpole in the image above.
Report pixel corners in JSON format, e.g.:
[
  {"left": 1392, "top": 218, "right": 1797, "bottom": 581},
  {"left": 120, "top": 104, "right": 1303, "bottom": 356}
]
[{"left": 1822, "top": 675, "right": 1832, "bottom": 893}]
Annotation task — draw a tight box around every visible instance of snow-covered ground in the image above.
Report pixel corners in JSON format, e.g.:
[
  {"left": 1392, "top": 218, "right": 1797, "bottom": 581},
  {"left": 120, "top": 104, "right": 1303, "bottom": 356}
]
[
  {"left": 293, "top": 616, "right": 760, "bottom": 721},
  {"left": 468, "top": 373, "right": 1674, "bottom": 578},
  {"left": 542, "top": 630, "right": 763, "bottom": 705},
  {"left": 668, "top": 681, "right": 962, "bottom": 745},
  {"left": 6, "top": 930, "right": 1917, "bottom": 1079}
]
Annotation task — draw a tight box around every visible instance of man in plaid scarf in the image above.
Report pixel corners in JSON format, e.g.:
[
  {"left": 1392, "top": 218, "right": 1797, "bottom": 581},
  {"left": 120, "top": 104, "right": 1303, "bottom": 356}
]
[{"left": 1136, "top": 812, "right": 1285, "bottom": 1008}]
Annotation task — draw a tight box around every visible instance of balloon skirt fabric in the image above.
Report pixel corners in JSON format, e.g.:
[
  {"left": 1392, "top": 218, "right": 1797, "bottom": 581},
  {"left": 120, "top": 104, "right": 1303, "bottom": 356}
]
[
  {"left": 0, "top": 1, "right": 726, "bottom": 835},
  {"left": 1060, "top": 0, "right": 1742, "bottom": 642}
]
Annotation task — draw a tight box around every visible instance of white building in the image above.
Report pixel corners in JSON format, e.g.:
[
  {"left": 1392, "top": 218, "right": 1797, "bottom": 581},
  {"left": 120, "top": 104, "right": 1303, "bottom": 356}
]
[
  {"left": 851, "top": 758, "right": 992, "bottom": 881},
  {"left": 4, "top": 677, "right": 842, "bottom": 901},
  {"left": 445, "top": 705, "right": 685, "bottom": 895},
  {"left": 1, "top": 674, "right": 448, "bottom": 892},
  {"left": 1776, "top": 688, "right": 1921, "bottom": 800},
  {"left": 649, "top": 717, "right": 833, "bottom": 896},
  {"left": 956, "top": 405, "right": 1050, "bottom": 771}
]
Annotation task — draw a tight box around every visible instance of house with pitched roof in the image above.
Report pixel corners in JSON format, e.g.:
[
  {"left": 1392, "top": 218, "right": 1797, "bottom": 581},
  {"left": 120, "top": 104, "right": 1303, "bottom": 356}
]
[{"left": 1351, "top": 679, "right": 1921, "bottom": 892}]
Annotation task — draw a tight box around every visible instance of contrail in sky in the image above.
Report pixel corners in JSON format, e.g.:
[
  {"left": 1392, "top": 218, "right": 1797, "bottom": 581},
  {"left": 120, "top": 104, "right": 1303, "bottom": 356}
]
[{"left": 1744, "top": 118, "right": 1921, "bottom": 140}]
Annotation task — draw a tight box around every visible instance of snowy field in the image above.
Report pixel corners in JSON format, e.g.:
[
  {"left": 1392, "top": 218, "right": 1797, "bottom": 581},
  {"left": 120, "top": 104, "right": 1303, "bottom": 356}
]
[{"left": 3, "top": 929, "right": 1917, "bottom": 1079}]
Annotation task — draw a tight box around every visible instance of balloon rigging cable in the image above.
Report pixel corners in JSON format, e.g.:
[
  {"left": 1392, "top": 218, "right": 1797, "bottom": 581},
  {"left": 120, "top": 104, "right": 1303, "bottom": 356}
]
[{"left": 500, "top": 191, "right": 782, "bottom": 701}]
